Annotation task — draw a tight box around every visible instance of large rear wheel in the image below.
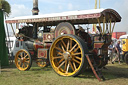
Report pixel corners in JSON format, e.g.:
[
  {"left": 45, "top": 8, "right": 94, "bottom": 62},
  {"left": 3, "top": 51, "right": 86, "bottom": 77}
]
[
  {"left": 49, "top": 34, "right": 88, "bottom": 76},
  {"left": 15, "top": 49, "right": 32, "bottom": 71}
]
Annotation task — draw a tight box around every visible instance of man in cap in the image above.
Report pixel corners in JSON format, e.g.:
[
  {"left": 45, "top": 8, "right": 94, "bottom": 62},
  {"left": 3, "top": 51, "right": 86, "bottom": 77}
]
[{"left": 112, "top": 40, "right": 121, "bottom": 64}]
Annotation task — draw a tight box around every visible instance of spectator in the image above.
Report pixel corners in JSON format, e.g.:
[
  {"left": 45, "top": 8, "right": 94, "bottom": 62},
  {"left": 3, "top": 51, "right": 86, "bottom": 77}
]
[
  {"left": 108, "top": 41, "right": 114, "bottom": 62},
  {"left": 112, "top": 40, "right": 121, "bottom": 64}
]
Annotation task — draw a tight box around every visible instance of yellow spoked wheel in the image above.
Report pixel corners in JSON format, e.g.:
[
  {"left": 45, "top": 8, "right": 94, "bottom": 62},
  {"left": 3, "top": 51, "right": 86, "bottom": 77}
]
[
  {"left": 49, "top": 34, "right": 88, "bottom": 77},
  {"left": 36, "top": 59, "right": 47, "bottom": 67},
  {"left": 15, "top": 49, "right": 32, "bottom": 71}
]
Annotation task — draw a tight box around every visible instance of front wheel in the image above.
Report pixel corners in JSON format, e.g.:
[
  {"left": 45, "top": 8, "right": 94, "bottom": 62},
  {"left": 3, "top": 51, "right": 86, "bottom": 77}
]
[
  {"left": 49, "top": 34, "right": 88, "bottom": 77},
  {"left": 15, "top": 49, "right": 32, "bottom": 71}
]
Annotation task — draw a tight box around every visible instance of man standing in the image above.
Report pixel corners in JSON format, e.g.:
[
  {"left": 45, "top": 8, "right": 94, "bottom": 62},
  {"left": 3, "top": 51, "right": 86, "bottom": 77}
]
[
  {"left": 108, "top": 41, "right": 114, "bottom": 62},
  {"left": 112, "top": 40, "right": 121, "bottom": 64}
]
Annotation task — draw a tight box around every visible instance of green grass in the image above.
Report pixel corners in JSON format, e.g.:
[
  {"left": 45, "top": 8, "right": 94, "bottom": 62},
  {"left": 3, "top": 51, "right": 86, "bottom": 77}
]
[{"left": 0, "top": 62, "right": 128, "bottom": 85}]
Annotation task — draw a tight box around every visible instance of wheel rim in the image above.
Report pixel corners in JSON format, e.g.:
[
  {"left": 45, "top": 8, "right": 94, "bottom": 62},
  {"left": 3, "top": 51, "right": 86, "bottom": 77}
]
[
  {"left": 15, "top": 50, "right": 31, "bottom": 71},
  {"left": 36, "top": 59, "right": 47, "bottom": 67},
  {"left": 50, "top": 36, "right": 83, "bottom": 76},
  {"left": 126, "top": 56, "right": 128, "bottom": 64}
]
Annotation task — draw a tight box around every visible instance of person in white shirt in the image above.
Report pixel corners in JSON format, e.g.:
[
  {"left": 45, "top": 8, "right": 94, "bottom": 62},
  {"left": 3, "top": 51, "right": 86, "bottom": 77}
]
[{"left": 108, "top": 41, "right": 114, "bottom": 63}]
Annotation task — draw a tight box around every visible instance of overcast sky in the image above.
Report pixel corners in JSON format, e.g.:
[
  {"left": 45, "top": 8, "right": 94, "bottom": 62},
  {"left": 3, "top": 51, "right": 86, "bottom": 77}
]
[{"left": 6, "top": 0, "right": 128, "bottom": 33}]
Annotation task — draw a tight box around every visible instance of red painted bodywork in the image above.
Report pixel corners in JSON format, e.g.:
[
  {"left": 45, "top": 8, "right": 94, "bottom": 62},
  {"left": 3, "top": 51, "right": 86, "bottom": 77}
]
[
  {"left": 34, "top": 42, "right": 52, "bottom": 51},
  {"left": 33, "top": 41, "right": 52, "bottom": 58}
]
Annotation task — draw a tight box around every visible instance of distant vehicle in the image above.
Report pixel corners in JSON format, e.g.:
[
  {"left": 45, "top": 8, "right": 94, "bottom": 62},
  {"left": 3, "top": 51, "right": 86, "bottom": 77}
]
[{"left": 120, "top": 34, "right": 128, "bottom": 39}]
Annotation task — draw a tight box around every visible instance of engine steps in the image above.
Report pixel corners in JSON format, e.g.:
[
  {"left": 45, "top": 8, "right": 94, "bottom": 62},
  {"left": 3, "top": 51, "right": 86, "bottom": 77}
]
[{"left": 85, "top": 54, "right": 105, "bottom": 81}]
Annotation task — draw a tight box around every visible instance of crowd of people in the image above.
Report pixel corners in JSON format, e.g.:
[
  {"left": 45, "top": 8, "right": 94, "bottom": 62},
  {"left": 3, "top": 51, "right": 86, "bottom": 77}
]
[{"left": 108, "top": 40, "right": 122, "bottom": 64}]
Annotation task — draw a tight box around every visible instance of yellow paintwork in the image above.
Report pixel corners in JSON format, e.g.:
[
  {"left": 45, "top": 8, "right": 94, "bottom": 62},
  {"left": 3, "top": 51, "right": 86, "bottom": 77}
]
[
  {"left": 36, "top": 59, "right": 47, "bottom": 67},
  {"left": 122, "top": 39, "right": 128, "bottom": 52},
  {"left": 50, "top": 36, "right": 83, "bottom": 76}
]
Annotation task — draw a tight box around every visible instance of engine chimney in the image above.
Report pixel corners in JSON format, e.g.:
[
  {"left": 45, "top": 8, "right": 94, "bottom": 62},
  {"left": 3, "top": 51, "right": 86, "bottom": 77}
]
[
  {"left": 32, "top": 0, "right": 39, "bottom": 15},
  {"left": 32, "top": 0, "right": 39, "bottom": 39}
]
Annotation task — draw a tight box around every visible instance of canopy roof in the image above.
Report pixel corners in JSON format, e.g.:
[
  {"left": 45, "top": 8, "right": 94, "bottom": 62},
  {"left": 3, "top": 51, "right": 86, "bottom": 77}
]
[{"left": 6, "top": 8, "right": 121, "bottom": 25}]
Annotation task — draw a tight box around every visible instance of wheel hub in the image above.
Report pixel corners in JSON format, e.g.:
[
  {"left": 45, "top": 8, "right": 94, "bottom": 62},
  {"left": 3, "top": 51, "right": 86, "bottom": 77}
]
[
  {"left": 21, "top": 57, "right": 25, "bottom": 63},
  {"left": 63, "top": 52, "right": 70, "bottom": 60}
]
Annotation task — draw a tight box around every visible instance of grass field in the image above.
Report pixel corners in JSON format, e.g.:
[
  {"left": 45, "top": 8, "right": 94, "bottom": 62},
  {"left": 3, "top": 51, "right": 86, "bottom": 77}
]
[{"left": 0, "top": 61, "right": 128, "bottom": 85}]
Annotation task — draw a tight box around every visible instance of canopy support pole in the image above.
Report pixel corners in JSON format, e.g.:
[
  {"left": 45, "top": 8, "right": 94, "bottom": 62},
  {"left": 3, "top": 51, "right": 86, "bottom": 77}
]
[
  {"left": 111, "top": 22, "right": 115, "bottom": 34},
  {"left": 103, "top": 17, "right": 106, "bottom": 34},
  {"left": 109, "top": 19, "right": 112, "bottom": 33},
  {"left": 97, "top": 18, "right": 103, "bottom": 35},
  {"left": 10, "top": 23, "right": 16, "bottom": 37}
]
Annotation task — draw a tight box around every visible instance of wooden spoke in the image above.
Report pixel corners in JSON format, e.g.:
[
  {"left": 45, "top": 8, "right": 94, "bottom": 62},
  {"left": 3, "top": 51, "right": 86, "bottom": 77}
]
[
  {"left": 24, "top": 52, "right": 26, "bottom": 57},
  {"left": 69, "top": 43, "right": 77, "bottom": 52},
  {"left": 58, "top": 58, "right": 64, "bottom": 64},
  {"left": 24, "top": 58, "right": 30, "bottom": 61},
  {"left": 74, "top": 56, "right": 81, "bottom": 61},
  {"left": 61, "top": 44, "right": 65, "bottom": 52},
  {"left": 74, "top": 46, "right": 79, "bottom": 52},
  {"left": 66, "top": 63, "right": 70, "bottom": 73},
  {"left": 26, "top": 58, "right": 30, "bottom": 60},
  {"left": 18, "top": 61, "right": 22, "bottom": 66},
  {"left": 70, "top": 39, "right": 72, "bottom": 50},
  {"left": 55, "top": 47, "right": 63, "bottom": 52},
  {"left": 42, "top": 62, "right": 44, "bottom": 65},
  {"left": 72, "top": 58, "right": 80, "bottom": 64},
  {"left": 57, "top": 52, "right": 63, "bottom": 55},
  {"left": 24, "top": 62, "right": 29, "bottom": 66},
  {"left": 18, "top": 57, "right": 21, "bottom": 60},
  {"left": 24, "top": 54, "right": 28, "bottom": 58},
  {"left": 24, "top": 62, "right": 27, "bottom": 66},
  {"left": 58, "top": 61, "right": 65, "bottom": 69},
  {"left": 23, "top": 63, "right": 25, "bottom": 68},
  {"left": 25, "top": 61, "right": 29, "bottom": 63},
  {"left": 53, "top": 56, "right": 63, "bottom": 60},
  {"left": 17, "top": 60, "right": 20, "bottom": 63},
  {"left": 22, "top": 64, "right": 24, "bottom": 68},
  {"left": 20, "top": 53, "right": 23, "bottom": 58},
  {"left": 41, "top": 61, "right": 44, "bottom": 65},
  {"left": 72, "top": 52, "right": 81, "bottom": 56},
  {"left": 61, "top": 40, "right": 67, "bottom": 49},
  {"left": 69, "top": 61, "right": 75, "bottom": 71},
  {"left": 18, "top": 60, "right": 21, "bottom": 63},
  {"left": 67, "top": 40, "right": 69, "bottom": 51},
  {"left": 18, "top": 59, "right": 21, "bottom": 62},
  {"left": 64, "top": 60, "right": 67, "bottom": 71},
  {"left": 73, "top": 62, "right": 77, "bottom": 70}
]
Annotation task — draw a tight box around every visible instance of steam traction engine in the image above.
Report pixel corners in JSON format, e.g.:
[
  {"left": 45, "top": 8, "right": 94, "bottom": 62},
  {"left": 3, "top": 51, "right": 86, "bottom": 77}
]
[{"left": 6, "top": 8, "right": 121, "bottom": 81}]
